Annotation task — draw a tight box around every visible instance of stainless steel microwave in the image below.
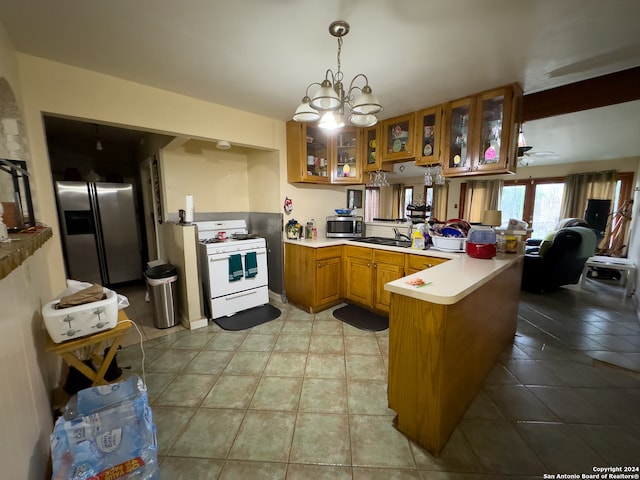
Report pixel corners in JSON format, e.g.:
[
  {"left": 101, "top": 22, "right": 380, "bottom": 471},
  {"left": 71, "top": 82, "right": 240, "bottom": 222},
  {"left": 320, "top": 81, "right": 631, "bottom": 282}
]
[{"left": 326, "top": 215, "right": 364, "bottom": 238}]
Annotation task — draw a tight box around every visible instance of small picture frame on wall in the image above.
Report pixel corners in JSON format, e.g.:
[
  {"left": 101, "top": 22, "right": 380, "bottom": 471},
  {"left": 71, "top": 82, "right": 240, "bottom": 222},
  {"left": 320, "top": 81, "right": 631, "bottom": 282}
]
[{"left": 347, "top": 189, "right": 363, "bottom": 209}]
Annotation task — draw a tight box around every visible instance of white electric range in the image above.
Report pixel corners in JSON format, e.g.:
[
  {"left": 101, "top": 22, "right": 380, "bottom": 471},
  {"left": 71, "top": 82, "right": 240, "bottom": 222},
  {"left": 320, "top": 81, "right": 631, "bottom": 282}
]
[{"left": 195, "top": 220, "right": 269, "bottom": 320}]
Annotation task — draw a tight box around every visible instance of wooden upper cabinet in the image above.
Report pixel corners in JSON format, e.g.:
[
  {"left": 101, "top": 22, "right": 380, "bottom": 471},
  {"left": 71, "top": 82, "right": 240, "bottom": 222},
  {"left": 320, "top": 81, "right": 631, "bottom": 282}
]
[
  {"left": 441, "top": 96, "right": 477, "bottom": 176},
  {"left": 287, "top": 121, "right": 363, "bottom": 185},
  {"left": 380, "top": 113, "right": 417, "bottom": 163},
  {"left": 414, "top": 105, "right": 444, "bottom": 166},
  {"left": 442, "top": 84, "right": 522, "bottom": 177},
  {"left": 473, "top": 84, "right": 522, "bottom": 175},
  {"left": 286, "top": 121, "right": 331, "bottom": 184},
  {"left": 287, "top": 83, "right": 522, "bottom": 183}
]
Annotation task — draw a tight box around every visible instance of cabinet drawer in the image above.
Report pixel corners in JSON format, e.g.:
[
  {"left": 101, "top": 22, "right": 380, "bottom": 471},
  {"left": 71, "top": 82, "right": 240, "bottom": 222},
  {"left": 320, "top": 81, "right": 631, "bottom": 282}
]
[
  {"left": 316, "top": 245, "right": 342, "bottom": 260},
  {"left": 406, "top": 255, "right": 448, "bottom": 271},
  {"left": 344, "top": 245, "right": 373, "bottom": 260},
  {"left": 374, "top": 250, "right": 405, "bottom": 266}
]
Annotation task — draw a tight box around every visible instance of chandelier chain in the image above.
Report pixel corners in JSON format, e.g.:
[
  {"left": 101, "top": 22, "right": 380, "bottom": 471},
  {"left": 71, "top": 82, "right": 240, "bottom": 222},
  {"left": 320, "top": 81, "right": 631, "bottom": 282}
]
[{"left": 335, "top": 36, "right": 343, "bottom": 83}]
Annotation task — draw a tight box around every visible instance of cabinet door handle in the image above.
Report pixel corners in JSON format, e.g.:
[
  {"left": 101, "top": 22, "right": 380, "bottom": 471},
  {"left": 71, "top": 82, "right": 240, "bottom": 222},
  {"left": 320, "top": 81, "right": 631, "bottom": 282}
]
[{"left": 424, "top": 263, "right": 433, "bottom": 268}]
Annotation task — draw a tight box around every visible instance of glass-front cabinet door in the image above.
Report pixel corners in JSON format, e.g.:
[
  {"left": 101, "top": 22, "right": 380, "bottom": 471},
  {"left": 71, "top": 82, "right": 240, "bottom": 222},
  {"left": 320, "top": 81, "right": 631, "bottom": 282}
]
[
  {"left": 414, "top": 105, "right": 443, "bottom": 166},
  {"left": 474, "top": 84, "right": 521, "bottom": 174},
  {"left": 475, "top": 89, "right": 512, "bottom": 171},
  {"left": 441, "top": 97, "right": 475, "bottom": 175},
  {"left": 363, "top": 125, "right": 380, "bottom": 172},
  {"left": 304, "top": 124, "right": 330, "bottom": 181},
  {"left": 380, "top": 113, "right": 416, "bottom": 163},
  {"left": 286, "top": 121, "right": 330, "bottom": 184},
  {"left": 331, "top": 126, "right": 363, "bottom": 184}
]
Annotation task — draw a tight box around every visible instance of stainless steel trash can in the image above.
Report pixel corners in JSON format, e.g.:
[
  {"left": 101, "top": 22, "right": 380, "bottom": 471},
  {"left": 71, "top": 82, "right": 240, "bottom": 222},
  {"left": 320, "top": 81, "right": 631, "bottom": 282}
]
[{"left": 145, "top": 264, "right": 178, "bottom": 328}]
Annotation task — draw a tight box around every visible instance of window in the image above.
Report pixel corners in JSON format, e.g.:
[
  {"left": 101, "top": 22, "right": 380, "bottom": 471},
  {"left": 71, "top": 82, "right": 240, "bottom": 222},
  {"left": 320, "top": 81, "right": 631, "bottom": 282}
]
[
  {"left": 403, "top": 186, "right": 413, "bottom": 217},
  {"left": 502, "top": 172, "right": 633, "bottom": 239},
  {"left": 501, "top": 184, "right": 526, "bottom": 228},
  {"left": 530, "top": 183, "right": 565, "bottom": 237},
  {"left": 502, "top": 178, "right": 565, "bottom": 238}
]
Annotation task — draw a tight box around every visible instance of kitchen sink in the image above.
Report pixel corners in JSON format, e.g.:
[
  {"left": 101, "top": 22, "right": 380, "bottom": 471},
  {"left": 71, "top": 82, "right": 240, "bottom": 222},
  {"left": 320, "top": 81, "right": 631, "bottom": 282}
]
[{"left": 351, "top": 236, "right": 412, "bottom": 248}]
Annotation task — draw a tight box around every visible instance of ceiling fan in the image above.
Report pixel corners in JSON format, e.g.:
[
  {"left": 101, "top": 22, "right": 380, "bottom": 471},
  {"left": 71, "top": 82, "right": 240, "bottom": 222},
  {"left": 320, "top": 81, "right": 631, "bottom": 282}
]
[{"left": 517, "top": 148, "right": 560, "bottom": 167}]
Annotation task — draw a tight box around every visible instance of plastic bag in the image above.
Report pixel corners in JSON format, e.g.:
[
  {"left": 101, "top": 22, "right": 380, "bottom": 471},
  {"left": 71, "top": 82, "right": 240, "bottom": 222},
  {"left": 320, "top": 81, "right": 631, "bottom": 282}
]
[
  {"left": 63, "top": 279, "right": 130, "bottom": 310},
  {"left": 51, "top": 376, "right": 158, "bottom": 480}
]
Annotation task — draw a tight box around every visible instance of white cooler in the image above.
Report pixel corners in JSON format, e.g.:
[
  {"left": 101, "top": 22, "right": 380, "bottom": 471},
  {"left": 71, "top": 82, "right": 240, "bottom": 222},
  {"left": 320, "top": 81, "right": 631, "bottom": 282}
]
[{"left": 43, "top": 289, "right": 118, "bottom": 343}]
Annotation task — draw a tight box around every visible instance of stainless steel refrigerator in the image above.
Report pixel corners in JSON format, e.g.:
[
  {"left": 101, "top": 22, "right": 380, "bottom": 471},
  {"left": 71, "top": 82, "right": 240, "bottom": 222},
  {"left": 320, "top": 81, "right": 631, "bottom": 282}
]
[{"left": 55, "top": 181, "right": 143, "bottom": 286}]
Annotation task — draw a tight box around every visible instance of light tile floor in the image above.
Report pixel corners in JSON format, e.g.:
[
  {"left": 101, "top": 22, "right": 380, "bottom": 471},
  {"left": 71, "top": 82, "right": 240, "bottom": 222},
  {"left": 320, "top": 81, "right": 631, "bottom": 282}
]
[{"left": 114, "top": 278, "right": 640, "bottom": 479}]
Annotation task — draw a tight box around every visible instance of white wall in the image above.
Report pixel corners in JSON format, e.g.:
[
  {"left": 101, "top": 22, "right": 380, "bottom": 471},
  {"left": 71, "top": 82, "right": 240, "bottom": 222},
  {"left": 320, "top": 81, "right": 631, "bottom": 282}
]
[
  {"left": 162, "top": 140, "right": 252, "bottom": 215},
  {"left": 0, "top": 25, "right": 58, "bottom": 480}
]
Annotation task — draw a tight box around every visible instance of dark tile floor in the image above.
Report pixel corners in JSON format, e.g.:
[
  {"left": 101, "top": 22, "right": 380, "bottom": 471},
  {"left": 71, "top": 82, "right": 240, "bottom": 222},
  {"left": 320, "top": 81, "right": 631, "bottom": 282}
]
[{"left": 115, "top": 277, "right": 640, "bottom": 479}]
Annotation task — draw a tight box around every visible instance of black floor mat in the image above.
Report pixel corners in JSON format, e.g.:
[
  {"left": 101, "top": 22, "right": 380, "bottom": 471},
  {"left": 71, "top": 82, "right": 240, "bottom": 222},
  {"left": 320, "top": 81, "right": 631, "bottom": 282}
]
[
  {"left": 333, "top": 304, "right": 389, "bottom": 332},
  {"left": 214, "top": 304, "right": 281, "bottom": 331}
]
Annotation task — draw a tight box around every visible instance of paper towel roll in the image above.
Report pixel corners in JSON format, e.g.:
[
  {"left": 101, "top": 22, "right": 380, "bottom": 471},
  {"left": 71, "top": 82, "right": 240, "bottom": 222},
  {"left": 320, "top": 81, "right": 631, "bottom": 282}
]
[{"left": 185, "top": 195, "right": 194, "bottom": 223}]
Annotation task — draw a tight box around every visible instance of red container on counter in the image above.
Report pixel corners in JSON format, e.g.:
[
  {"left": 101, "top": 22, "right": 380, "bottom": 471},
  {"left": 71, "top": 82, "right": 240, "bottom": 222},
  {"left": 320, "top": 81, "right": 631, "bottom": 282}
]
[
  {"left": 465, "top": 226, "right": 497, "bottom": 259},
  {"left": 466, "top": 241, "right": 497, "bottom": 259}
]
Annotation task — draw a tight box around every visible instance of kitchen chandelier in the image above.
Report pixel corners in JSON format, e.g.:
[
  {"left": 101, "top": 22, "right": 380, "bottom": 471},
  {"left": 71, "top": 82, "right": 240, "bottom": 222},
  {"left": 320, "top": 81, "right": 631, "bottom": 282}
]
[{"left": 292, "top": 20, "right": 383, "bottom": 130}]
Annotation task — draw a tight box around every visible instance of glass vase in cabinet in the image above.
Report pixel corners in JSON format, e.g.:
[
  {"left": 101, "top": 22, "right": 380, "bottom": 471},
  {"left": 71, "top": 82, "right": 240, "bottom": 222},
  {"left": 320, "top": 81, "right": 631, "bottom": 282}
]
[
  {"left": 331, "top": 127, "right": 363, "bottom": 184},
  {"left": 441, "top": 96, "right": 476, "bottom": 176},
  {"left": 286, "top": 121, "right": 330, "bottom": 184},
  {"left": 380, "top": 113, "right": 416, "bottom": 163},
  {"left": 415, "top": 105, "right": 444, "bottom": 166},
  {"left": 473, "top": 84, "right": 521, "bottom": 175}
]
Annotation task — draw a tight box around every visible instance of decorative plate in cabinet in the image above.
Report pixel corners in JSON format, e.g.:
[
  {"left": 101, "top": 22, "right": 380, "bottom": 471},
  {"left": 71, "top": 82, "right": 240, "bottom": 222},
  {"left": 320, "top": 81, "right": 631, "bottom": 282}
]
[{"left": 381, "top": 113, "right": 416, "bottom": 163}]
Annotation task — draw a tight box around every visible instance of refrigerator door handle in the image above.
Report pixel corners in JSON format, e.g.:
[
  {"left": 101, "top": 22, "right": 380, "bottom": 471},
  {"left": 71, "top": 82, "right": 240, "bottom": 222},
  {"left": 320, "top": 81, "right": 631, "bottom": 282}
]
[{"left": 89, "top": 182, "right": 109, "bottom": 285}]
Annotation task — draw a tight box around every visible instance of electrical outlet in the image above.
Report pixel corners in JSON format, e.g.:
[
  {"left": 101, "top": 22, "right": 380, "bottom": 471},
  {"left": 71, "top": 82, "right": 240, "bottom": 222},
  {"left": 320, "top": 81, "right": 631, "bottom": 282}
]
[{"left": 227, "top": 171, "right": 234, "bottom": 179}]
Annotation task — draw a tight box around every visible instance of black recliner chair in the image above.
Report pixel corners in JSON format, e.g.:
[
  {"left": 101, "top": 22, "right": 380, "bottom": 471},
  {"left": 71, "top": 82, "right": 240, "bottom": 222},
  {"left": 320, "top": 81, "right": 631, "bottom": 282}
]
[
  {"left": 525, "top": 218, "right": 590, "bottom": 255},
  {"left": 521, "top": 226, "right": 597, "bottom": 293}
]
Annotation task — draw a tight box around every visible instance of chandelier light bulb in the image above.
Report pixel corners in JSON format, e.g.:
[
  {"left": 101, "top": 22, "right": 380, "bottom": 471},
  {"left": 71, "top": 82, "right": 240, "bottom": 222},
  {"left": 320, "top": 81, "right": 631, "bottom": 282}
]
[{"left": 318, "top": 111, "right": 345, "bottom": 130}]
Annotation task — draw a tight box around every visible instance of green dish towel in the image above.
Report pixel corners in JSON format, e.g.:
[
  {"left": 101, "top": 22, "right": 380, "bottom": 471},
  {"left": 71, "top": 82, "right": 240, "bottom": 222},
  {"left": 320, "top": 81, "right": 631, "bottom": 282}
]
[
  {"left": 228, "top": 254, "right": 243, "bottom": 281},
  {"left": 245, "top": 251, "right": 258, "bottom": 278}
]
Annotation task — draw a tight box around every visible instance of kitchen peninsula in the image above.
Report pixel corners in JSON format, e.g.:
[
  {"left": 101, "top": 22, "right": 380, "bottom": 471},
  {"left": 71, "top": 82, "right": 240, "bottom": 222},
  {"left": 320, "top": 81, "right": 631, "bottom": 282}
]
[{"left": 283, "top": 237, "right": 523, "bottom": 455}]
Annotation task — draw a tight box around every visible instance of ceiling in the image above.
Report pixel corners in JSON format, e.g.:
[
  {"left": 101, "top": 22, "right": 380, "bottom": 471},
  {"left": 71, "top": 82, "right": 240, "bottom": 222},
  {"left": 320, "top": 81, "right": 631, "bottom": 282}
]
[{"left": 1, "top": 0, "right": 639, "bottom": 172}]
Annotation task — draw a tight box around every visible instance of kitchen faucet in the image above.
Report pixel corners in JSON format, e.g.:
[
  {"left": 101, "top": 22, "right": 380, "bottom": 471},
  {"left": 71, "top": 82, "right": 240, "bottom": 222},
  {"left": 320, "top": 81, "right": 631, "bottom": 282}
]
[{"left": 393, "top": 227, "right": 412, "bottom": 242}]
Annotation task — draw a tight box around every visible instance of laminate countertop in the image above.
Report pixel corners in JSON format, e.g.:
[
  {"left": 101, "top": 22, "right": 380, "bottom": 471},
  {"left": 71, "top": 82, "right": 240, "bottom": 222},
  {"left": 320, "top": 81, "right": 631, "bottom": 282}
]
[{"left": 282, "top": 237, "right": 521, "bottom": 305}]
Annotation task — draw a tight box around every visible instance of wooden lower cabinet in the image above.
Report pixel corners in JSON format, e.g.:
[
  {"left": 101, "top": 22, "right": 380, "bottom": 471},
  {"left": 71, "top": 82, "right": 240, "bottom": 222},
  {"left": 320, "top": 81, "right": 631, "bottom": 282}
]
[
  {"left": 285, "top": 243, "right": 450, "bottom": 315},
  {"left": 344, "top": 246, "right": 373, "bottom": 306},
  {"left": 372, "top": 250, "right": 405, "bottom": 313},
  {"left": 388, "top": 258, "right": 523, "bottom": 455},
  {"left": 284, "top": 243, "right": 342, "bottom": 313},
  {"left": 405, "top": 254, "right": 449, "bottom": 275},
  {"left": 344, "top": 246, "right": 405, "bottom": 314}
]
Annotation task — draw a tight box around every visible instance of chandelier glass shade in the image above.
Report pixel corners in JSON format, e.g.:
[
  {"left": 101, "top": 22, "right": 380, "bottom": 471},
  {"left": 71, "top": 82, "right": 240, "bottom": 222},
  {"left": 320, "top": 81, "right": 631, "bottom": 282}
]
[{"left": 293, "top": 21, "right": 382, "bottom": 130}]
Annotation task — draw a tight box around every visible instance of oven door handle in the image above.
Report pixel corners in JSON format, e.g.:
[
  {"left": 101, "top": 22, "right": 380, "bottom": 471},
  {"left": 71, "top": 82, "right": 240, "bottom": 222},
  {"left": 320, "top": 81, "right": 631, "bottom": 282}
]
[{"left": 225, "top": 290, "right": 258, "bottom": 300}]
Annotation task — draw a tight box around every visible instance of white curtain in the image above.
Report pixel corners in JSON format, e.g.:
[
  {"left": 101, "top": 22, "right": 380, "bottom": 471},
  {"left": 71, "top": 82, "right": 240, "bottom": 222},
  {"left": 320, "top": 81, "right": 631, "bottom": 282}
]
[
  {"left": 364, "top": 187, "right": 380, "bottom": 222},
  {"left": 463, "top": 179, "right": 503, "bottom": 223},
  {"left": 431, "top": 183, "right": 449, "bottom": 222}
]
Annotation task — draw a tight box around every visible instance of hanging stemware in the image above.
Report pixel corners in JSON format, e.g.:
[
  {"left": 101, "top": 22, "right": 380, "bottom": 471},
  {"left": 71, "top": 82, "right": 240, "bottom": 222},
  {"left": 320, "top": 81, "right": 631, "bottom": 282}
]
[
  {"left": 435, "top": 165, "right": 445, "bottom": 185},
  {"left": 367, "top": 172, "right": 375, "bottom": 187},
  {"left": 424, "top": 166, "right": 433, "bottom": 186}
]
